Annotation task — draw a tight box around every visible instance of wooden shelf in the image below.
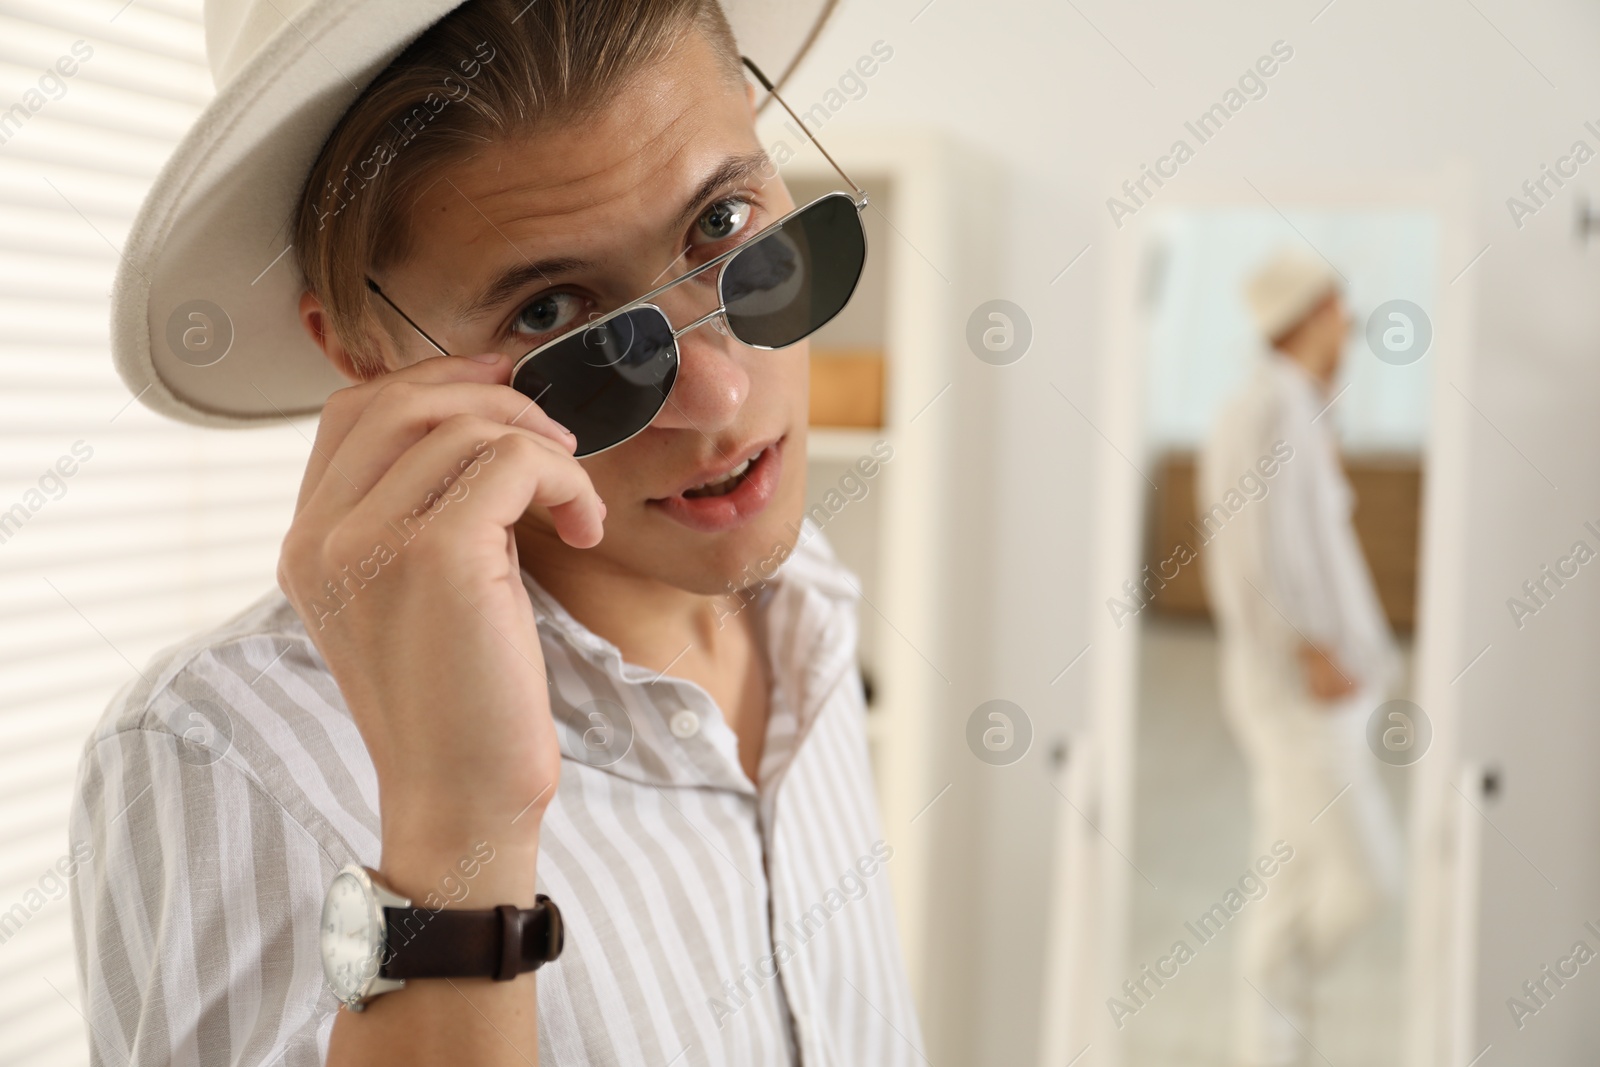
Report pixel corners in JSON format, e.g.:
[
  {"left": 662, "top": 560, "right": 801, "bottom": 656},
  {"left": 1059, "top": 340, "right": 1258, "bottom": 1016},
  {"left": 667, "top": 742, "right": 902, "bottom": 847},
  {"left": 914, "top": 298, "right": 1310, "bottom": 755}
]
[{"left": 810, "top": 346, "right": 885, "bottom": 428}]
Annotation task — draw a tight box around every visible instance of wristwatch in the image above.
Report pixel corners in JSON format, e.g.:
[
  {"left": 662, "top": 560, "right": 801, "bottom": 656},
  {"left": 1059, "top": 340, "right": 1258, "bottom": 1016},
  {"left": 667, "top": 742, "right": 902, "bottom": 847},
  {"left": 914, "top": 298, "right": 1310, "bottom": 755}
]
[{"left": 320, "top": 864, "right": 563, "bottom": 1011}]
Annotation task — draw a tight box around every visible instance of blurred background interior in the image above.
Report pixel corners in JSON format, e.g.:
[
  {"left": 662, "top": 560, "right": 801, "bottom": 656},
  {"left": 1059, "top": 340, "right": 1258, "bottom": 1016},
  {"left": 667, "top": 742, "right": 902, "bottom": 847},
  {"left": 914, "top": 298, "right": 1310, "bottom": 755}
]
[{"left": 3, "top": 1, "right": 1599, "bottom": 1065}]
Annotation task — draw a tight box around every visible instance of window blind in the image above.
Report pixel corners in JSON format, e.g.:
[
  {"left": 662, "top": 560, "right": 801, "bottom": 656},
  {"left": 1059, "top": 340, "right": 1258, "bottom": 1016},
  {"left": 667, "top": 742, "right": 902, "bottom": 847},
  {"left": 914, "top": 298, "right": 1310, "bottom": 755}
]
[{"left": 0, "top": 2, "right": 309, "bottom": 1062}]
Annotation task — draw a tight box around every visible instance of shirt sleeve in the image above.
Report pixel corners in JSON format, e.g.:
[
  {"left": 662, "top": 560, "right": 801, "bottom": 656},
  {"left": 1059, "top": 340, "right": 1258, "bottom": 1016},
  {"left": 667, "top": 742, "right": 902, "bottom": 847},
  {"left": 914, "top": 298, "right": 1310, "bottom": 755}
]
[{"left": 70, "top": 726, "right": 339, "bottom": 1067}]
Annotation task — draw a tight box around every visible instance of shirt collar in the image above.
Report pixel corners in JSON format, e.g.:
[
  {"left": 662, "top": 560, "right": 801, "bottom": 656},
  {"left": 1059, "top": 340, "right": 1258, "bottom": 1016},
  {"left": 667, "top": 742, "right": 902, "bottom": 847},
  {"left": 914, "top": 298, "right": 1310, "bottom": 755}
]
[{"left": 519, "top": 519, "right": 862, "bottom": 793}]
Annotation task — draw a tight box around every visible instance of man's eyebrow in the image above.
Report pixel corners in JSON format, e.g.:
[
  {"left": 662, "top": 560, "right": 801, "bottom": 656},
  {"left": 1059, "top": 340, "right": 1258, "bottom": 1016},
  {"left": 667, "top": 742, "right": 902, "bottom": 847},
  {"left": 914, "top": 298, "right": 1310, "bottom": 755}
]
[
  {"left": 667, "top": 150, "right": 774, "bottom": 235},
  {"left": 455, "top": 152, "right": 771, "bottom": 322},
  {"left": 457, "top": 256, "right": 590, "bottom": 321}
]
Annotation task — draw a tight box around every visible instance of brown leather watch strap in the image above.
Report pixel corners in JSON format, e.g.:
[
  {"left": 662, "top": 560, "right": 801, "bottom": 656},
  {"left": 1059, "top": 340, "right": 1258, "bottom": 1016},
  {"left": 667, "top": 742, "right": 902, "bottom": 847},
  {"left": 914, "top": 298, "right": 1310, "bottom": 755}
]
[{"left": 379, "top": 894, "right": 563, "bottom": 981}]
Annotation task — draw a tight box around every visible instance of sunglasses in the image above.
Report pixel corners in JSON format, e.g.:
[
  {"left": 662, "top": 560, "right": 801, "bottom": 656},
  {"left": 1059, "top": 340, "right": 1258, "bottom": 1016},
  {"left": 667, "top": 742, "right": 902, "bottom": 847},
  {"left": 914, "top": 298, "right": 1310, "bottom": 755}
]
[{"left": 366, "top": 57, "right": 869, "bottom": 457}]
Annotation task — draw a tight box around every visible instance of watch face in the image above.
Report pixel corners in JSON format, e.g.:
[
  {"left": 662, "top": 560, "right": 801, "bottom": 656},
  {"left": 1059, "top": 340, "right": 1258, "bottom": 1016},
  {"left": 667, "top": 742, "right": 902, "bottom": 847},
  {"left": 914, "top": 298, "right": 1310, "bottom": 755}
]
[{"left": 321, "top": 869, "right": 380, "bottom": 1003}]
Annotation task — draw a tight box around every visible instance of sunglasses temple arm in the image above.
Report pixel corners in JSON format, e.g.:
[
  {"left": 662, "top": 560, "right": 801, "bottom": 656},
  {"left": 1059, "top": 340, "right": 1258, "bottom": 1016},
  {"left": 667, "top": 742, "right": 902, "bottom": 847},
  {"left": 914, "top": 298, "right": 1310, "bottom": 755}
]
[
  {"left": 364, "top": 277, "right": 452, "bottom": 358},
  {"left": 741, "top": 57, "right": 868, "bottom": 205}
]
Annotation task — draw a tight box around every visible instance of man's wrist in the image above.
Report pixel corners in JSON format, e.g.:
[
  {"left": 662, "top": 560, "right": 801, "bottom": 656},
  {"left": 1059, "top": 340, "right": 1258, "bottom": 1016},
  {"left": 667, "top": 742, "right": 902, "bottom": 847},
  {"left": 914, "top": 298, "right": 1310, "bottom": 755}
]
[{"left": 378, "top": 832, "right": 541, "bottom": 911}]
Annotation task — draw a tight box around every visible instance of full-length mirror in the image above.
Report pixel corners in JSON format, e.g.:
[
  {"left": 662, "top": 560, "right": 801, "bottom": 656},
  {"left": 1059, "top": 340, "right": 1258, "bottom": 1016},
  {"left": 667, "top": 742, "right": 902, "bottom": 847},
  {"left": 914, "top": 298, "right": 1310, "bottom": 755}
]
[{"left": 1118, "top": 206, "right": 1437, "bottom": 1066}]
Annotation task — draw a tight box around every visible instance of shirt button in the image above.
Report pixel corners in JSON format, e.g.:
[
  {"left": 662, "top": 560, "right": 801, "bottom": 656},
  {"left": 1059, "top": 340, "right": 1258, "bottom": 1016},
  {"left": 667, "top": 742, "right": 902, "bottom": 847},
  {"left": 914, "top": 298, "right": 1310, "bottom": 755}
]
[{"left": 669, "top": 710, "right": 701, "bottom": 739}]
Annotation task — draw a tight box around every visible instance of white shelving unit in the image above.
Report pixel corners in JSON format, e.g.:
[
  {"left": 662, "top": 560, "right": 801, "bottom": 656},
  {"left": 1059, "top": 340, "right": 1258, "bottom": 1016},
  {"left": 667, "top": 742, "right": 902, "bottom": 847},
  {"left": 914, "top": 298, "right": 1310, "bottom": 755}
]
[
  {"left": 770, "top": 127, "right": 978, "bottom": 1001},
  {"left": 805, "top": 427, "right": 888, "bottom": 463}
]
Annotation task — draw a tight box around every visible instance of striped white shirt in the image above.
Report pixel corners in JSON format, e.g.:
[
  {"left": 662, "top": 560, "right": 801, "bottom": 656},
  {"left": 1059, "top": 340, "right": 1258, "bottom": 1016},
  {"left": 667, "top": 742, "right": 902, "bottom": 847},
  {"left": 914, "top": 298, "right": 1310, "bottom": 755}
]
[{"left": 68, "top": 526, "right": 924, "bottom": 1066}]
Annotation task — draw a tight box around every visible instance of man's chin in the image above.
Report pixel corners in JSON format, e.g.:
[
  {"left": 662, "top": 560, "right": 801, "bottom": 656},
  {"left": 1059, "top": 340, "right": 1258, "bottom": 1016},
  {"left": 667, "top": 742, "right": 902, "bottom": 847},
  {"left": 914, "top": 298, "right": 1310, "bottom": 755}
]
[{"left": 652, "top": 514, "right": 807, "bottom": 599}]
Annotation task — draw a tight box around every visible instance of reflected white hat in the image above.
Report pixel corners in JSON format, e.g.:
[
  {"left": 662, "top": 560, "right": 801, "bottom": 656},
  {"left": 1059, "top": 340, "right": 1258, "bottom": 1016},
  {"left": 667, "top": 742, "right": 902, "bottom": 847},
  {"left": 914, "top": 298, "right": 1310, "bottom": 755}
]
[
  {"left": 1244, "top": 246, "right": 1339, "bottom": 342},
  {"left": 110, "top": 0, "right": 837, "bottom": 428}
]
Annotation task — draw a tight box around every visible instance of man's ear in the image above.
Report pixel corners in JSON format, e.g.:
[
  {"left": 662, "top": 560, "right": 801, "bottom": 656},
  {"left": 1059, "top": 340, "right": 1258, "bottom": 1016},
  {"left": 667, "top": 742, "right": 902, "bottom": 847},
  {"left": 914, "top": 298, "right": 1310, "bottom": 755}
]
[{"left": 298, "top": 289, "right": 366, "bottom": 384}]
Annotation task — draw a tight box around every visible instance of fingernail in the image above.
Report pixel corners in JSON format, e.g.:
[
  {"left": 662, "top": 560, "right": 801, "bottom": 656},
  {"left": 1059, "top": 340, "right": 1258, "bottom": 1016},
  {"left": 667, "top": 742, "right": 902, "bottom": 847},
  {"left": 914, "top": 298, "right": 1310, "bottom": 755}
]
[
  {"left": 598, "top": 500, "right": 608, "bottom": 520},
  {"left": 466, "top": 351, "right": 503, "bottom": 364}
]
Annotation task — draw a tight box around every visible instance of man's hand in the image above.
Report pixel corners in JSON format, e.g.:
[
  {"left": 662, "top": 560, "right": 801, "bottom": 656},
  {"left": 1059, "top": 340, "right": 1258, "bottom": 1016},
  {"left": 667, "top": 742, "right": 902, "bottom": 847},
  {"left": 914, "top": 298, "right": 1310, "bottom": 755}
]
[
  {"left": 277, "top": 352, "right": 602, "bottom": 1067},
  {"left": 279, "top": 351, "right": 599, "bottom": 866},
  {"left": 1298, "top": 642, "right": 1356, "bottom": 703}
]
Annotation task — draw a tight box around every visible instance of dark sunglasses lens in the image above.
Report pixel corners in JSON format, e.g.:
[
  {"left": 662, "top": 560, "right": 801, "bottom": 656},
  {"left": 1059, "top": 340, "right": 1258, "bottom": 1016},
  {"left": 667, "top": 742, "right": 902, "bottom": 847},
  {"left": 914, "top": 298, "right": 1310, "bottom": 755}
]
[
  {"left": 510, "top": 307, "right": 677, "bottom": 456},
  {"left": 721, "top": 194, "right": 865, "bottom": 349}
]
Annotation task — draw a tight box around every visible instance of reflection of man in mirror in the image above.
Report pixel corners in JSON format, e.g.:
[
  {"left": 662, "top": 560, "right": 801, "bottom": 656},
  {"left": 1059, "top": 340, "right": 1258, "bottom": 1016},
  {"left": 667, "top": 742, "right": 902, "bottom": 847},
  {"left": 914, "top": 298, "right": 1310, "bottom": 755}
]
[{"left": 1198, "top": 247, "right": 1403, "bottom": 1066}]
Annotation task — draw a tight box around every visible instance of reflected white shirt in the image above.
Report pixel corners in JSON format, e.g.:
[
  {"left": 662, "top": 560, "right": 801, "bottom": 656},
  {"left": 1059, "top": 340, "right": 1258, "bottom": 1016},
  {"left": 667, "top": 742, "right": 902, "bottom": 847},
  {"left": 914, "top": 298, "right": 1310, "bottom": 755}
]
[{"left": 1199, "top": 355, "right": 1396, "bottom": 692}]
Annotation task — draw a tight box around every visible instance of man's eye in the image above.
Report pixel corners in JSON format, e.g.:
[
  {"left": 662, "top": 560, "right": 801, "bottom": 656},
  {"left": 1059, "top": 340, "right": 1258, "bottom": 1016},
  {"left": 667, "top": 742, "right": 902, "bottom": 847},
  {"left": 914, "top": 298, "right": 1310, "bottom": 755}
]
[
  {"left": 694, "top": 198, "right": 752, "bottom": 244},
  {"left": 512, "top": 292, "right": 582, "bottom": 338}
]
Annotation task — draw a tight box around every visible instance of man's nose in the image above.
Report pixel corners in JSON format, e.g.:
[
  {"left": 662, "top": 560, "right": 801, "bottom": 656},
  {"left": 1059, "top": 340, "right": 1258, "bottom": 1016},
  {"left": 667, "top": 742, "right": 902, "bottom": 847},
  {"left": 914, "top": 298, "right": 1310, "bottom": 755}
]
[{"left": 649, "top": 286, "right": 750, "bottom": 436}]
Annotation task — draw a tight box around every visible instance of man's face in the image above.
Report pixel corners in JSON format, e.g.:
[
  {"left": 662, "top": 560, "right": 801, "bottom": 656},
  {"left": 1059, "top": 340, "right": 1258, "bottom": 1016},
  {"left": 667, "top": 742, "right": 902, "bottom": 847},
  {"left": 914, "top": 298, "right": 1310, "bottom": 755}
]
[
  {"left": 1308, "top": 294, "right": 1350, "bottom": 381},
  {"left": 1278, "top": 291, "right": 1349, "bottom": 385},
  {"left": 374, "top": 31, "right": 810, "bottom": 596}
]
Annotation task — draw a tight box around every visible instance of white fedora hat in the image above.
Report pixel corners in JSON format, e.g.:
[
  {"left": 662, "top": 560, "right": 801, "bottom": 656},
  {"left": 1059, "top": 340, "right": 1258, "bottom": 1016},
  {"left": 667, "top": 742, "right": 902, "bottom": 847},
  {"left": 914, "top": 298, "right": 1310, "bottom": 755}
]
[
  {"left": 111, "top": 0, "right": 837, "bottom": 428},
  {"left": 1244, "top": 245, "right": 1340, "bottom": 343}
]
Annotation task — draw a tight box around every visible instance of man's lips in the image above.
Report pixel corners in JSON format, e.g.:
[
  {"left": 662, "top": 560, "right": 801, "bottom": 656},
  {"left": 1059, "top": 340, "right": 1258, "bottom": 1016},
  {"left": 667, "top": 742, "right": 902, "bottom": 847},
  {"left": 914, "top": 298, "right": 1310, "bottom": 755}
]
[
  {"left": 646, "top": 435, "right": 785, "bottom": 534},
  {"left": 656, "top": 435, "right": 784, "bottom": 497}
]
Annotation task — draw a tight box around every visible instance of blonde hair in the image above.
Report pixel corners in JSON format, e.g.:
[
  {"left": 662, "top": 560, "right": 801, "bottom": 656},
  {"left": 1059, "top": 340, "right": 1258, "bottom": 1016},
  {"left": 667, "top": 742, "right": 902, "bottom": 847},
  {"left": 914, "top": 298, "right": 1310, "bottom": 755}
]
[{"left": 293, "top": 0, "right": 740, "bottom": 373}]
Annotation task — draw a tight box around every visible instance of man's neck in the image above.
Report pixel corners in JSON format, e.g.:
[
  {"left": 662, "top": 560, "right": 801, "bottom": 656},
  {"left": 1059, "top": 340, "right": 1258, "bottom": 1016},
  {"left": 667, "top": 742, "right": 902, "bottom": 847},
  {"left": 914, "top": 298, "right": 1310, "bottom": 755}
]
[
  {"left": 514, "top": 521, "right": 774, "bottom": 781},
  {"left": 512, "top": 523, "right": 741, "bottom": 675},
  {"left": 1273, "top": 347, "right": 1335, "bottom": 394}
]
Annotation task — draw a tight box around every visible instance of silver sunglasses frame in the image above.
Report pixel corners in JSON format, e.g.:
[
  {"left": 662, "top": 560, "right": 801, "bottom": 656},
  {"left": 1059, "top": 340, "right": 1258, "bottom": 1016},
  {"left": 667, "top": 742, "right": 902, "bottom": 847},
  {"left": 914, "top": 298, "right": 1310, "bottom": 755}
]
[
  {"left": 539, "top": 188, "right": 867, "bottom": 357},
  {"left": 514, "top": 189, "right": 869, "bottom": 455},
  {"left": 365, "top": 57, "right": 871, "bottom": 457}
]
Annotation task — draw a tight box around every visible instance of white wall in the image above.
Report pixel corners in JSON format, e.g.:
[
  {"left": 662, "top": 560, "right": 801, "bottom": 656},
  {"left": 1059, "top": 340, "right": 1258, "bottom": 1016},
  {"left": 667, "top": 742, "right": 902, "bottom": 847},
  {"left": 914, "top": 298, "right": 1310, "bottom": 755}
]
[{"left": 786, "top": 0, "right": 1600, "bottom": 1062}]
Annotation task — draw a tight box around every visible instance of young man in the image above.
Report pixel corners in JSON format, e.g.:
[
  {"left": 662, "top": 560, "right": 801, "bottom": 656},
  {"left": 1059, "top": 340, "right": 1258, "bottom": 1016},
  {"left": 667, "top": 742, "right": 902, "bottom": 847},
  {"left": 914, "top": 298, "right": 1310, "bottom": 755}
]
[
  {"left": 1199, "top": 248, "right": 1403, "bottom": 1065},
  {"left": 73, "top": 1, "right": 922, "bottom": 1064}
]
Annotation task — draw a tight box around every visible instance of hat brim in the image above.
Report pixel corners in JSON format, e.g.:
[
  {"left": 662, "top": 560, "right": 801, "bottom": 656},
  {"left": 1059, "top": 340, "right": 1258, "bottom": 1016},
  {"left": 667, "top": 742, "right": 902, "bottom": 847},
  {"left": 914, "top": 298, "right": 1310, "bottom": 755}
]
[{"left": 112, "top": 0, "right": 838, "bottom": 428}]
